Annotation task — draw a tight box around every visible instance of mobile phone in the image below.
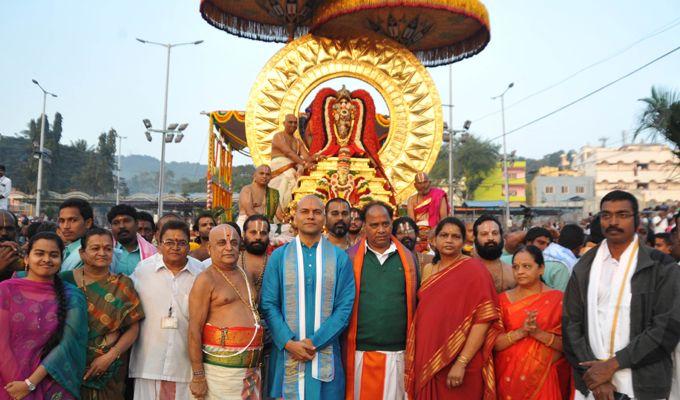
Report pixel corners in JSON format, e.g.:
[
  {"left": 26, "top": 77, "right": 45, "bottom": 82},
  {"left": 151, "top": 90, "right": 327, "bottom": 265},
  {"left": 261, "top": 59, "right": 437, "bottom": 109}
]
[{"left": 613, "top": 392, "right": 631, "bottom": 400}]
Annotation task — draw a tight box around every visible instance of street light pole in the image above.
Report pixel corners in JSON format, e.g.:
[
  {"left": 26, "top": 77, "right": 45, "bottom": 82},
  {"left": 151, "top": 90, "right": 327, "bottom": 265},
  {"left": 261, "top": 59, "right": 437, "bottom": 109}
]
[
  {"left": 492, "top": 82, "right": 514, "bottom": 229},
  {"left": 137, "top": 38, "right": 203, "bottom": 217},
  {"left": 32, "top": 79, "right": 57, "bottom": 218},
  {"left": 448, "top": 65, "right": 454, "bottom": 215},
  {"left": 115, "top": 131, "right": 127, "bottom": 205},
  {"left": 158, "top": 44, "right": 171, "bottom": 217}
]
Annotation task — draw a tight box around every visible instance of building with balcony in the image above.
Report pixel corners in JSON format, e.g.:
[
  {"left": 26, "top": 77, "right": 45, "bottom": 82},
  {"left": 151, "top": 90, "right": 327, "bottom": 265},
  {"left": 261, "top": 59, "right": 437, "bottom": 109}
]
[{"left": 572, "top": 143, "right": 680, "bottom": 211}]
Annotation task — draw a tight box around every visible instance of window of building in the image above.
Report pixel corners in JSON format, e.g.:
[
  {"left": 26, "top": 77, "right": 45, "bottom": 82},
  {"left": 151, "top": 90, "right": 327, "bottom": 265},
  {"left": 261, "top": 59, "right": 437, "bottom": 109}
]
[
  {"left": 545, "top": 186, "right": 554, "bottom": 194},
  {"left": 576, "top": 186, "right": 585, "bottom": 194},
  {"left": 561, "top": 186, "right": 569, "bottom": 194},
  {"left": 638, "top": 163, "right": 649, "bottom": 170},
  {"left": 637, "top": 183, "right": 649, "bottom": 190}
]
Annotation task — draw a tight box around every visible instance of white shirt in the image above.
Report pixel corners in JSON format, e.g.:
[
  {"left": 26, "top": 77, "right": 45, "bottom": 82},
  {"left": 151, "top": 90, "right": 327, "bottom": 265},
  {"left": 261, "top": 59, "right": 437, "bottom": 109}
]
[
  {"left": 597, "top": 244, "right": 619, "bottom": 327},
  {"left": 0, "top": 176, "right": 11, "bottom": 210},
  {"left": 365, "top": 242, "right": 398, "bottom": 265},
  {"left": 129, "top": 253, "right": 205, "bottom": 383},
  {"left": 653, "top": 215, "right": 669, "bottom": 234}
]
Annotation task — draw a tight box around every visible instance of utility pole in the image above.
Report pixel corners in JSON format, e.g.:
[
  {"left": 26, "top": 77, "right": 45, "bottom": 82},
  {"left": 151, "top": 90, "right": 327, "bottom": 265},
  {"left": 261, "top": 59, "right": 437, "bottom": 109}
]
[
  {"left": 31, "top": 79, "right": 57, "bottom": 218},
  {"left": 114, "top": 130, "right": 127, "bottom": 205}
]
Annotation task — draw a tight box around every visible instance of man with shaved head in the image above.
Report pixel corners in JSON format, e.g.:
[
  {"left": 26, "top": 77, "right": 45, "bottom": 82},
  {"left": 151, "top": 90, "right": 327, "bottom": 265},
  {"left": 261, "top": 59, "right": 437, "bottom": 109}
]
[
  {"left": 261, "top": 195, "right": 355, "bottom": 399},
  {"left": 407, "top": 172, "right": 450, "bottom": 252},
  {"left": 268, "top": 114, "right": 320, "bottom": 209},
  {"left": 188, "top": 224, "right": 263, "bottom": 399},
  {"left": 237, "top": 165, "right": 284, "bottom": 229}
]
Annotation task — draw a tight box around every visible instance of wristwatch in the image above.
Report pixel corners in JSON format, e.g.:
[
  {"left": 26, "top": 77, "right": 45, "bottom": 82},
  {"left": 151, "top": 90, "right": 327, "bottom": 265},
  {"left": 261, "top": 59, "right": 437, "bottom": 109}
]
[{"left": 24, "top": 379, "right": 36, "bottom": 392}]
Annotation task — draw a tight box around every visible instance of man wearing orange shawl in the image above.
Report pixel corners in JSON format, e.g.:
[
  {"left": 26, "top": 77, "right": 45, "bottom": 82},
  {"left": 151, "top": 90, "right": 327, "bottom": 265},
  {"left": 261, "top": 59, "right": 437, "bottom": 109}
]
[
  {"left": 407, "top": 173, "right": 450, "bottom": 252},
  {"left": 405, "top": 256, "right": 501, "bottom": 399},
  {"left": 345, "top": 202, "right": 418, "bottom": 400}
]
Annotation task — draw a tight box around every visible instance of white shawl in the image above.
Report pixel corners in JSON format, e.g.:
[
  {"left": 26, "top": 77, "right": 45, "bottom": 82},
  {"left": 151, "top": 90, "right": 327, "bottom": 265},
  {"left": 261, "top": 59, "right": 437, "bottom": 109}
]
[{"left": 584, "top": 237, "right": 639, "bottom": 398}]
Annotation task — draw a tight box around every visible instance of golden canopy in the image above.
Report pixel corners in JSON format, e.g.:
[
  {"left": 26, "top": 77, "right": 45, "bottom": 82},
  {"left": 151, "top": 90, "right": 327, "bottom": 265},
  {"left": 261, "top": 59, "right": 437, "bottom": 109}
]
[
  {"left": 311, "top": 0, "right": 490, "bottom": 66},
  {"left": 199, "top": 0, "right": 318, "bottom": 42}
]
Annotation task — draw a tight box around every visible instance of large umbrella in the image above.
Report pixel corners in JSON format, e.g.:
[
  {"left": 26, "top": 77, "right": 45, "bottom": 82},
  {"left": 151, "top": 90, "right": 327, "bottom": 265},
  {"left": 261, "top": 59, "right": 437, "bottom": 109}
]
[
  {"left": 199, "top": 0, "right": 320, "bottom": 42},
  {"left": 310, "top": 0, "right": 490, "bottom": 66}
]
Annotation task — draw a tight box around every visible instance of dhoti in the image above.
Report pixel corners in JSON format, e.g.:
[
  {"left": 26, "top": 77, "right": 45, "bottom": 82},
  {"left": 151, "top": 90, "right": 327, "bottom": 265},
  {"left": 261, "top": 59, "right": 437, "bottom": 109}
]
[
  {"left": 353, "top": 350, "right": 406, "bottom": 400},
  {"left": 202, "top": 324, "right": 263, "bottom": 400},
  {"left": 268, "top": 157, "right": 297, "bottom": 210}
]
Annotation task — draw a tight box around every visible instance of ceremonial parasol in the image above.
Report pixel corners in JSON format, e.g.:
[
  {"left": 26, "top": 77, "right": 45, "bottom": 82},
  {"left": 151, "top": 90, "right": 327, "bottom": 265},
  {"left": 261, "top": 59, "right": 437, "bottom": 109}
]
[
  {"left": 310, "top": 0, "right": 490, "bottom": 66},
  {"left": 199, "top": 0, "right": 320, "bottom": 42}
]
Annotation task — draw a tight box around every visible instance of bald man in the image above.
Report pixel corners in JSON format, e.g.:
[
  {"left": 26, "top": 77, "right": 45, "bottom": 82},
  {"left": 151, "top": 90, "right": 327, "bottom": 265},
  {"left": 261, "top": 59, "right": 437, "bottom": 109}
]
[
  {"left": 406, "top": 172, "right": 450, "bottom": 252},
  {"left": 268, "top": 114, "right": 318, "bottom": 210},
  {"left": 260, "top": 195, "right": 355, "bottom": 399},
  {"left": 188, "top": 224, "right": 263, "bottom": 399},
  {"left": 237, "top": 165, "right": 284, "bottom": 229}
]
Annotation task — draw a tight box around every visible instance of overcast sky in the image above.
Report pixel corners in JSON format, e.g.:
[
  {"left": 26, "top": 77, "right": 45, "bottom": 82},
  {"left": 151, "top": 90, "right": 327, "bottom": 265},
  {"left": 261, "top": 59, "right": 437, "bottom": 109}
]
[{"left": 1, "top": 1, "right": 679, "bottom": 167}]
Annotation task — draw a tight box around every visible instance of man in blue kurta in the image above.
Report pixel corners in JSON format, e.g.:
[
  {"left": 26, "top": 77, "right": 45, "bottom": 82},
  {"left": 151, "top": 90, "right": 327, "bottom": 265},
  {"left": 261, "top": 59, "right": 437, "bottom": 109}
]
[{"left": 261, "top": 195, "right": 355, "bottom": 399}]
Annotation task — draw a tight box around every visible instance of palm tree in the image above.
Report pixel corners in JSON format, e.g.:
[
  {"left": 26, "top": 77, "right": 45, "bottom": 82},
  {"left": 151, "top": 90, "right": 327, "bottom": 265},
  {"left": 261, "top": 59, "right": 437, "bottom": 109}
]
[{"left": 635, "top": 86, "right": 680, "bottom": 159}]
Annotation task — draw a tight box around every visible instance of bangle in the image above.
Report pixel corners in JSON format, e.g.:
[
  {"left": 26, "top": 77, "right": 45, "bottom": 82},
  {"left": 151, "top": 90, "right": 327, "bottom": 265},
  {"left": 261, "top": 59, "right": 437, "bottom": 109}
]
[
  {"left": 193, "top": 370, "right": 205, "bottom": 377},
  {"left": 546, "top": 333, "right": 555, "bottom": 347},
  {"left": 109, "top": 347, "right": 121, "bottom": 360},
  {"left": 506, "top": 332, "right": 515, "bottom": 344},
  {"left": 457, "top": 354, "right": 470, "bottom": 366}
]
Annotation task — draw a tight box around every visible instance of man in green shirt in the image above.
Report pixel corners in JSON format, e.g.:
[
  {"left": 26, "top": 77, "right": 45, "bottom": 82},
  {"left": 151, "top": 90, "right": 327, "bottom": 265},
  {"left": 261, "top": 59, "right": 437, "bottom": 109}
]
[
  {"left": 58, "top": 198, "right": 94, "bottom": 271},
  {"left": 108, "top": 204, "right": 157, "bottom": 275},
  {"left": 345, "top": 202, "right": 418, "bottom": 400}
]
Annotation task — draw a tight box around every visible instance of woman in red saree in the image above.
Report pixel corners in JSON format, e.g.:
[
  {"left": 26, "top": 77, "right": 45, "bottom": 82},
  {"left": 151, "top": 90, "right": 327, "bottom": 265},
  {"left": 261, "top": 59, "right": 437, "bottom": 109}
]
[
  {"left": 494, "top": 245, "right": 571, "bottom": 400},
  {"left": 406, "top": 217, "right": 501, "bottom": 399}
]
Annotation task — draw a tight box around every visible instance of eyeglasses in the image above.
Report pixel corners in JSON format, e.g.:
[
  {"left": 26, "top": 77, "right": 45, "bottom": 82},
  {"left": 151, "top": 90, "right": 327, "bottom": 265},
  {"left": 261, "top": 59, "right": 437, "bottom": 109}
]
[
  {"left": 162, "top": 239, "right": 188, "bottom": 248},
  {"left": 599, "top": 211, "right": 635, "bottom": 221}
]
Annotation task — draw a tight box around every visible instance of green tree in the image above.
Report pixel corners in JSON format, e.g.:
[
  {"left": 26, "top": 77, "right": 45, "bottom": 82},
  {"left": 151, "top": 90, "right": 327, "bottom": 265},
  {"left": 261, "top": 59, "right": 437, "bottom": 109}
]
[
  {"left": 77, "top": 129, "right": 117, "bottom": 197},
  {"left": 429, "top": 134, "right": 500, "bottom": 200},
  {"left": 635, "top": 86, "right": 680, "bottom": 159}
]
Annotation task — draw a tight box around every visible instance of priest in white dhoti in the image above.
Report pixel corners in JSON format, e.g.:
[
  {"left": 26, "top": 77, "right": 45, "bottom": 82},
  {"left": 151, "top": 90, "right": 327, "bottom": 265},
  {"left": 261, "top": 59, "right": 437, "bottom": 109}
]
[
  {"left": 563, "top": 190, "right": 680, "bottom": 400},
  {"left": 268, "top": 114, "right": 317, "bottom": 211},
  {"left": 260, "top": 195, "right": 355, "bottom": 399}
]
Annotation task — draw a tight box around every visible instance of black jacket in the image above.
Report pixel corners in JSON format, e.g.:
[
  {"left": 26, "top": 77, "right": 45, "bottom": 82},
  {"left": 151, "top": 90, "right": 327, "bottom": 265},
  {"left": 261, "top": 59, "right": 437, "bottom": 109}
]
[{"left": 562, "top": 243, "right": 680, "bottom": 400}]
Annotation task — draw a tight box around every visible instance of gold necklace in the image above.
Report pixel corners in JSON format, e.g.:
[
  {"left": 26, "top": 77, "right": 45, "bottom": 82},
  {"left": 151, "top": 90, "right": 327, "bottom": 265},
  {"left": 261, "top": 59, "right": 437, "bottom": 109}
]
[
  {"left": 240, "top": 251, "right": 268, "bottom": 294},
  {"left": 79, "top": 268, "right": 109, "bottom": 292},
  {"left": 213, "top": 265, "right": 260, "bottom": 323}
]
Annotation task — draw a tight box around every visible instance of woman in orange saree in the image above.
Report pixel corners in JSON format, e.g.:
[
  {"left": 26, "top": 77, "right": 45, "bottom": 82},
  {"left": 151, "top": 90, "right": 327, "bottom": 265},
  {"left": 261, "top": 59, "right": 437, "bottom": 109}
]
[
  {"left": 494, "top": 245, "right": 571, "bottom": 400},
  {"left": 406, "top": 217, "right": 502, "bottom": 400}
]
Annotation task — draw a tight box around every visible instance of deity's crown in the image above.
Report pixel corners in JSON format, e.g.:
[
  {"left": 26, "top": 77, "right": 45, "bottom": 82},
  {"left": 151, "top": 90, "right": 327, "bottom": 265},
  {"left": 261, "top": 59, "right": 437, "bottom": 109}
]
[{"left": 336, "top": 85, "right": 352, "bottom": 101}]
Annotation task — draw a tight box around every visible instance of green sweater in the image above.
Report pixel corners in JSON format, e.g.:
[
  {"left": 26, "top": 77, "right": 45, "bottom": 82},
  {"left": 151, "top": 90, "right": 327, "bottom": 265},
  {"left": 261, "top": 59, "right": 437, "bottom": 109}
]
[{"left": 356, "top": 251, "right": 408, "bottom": 351}]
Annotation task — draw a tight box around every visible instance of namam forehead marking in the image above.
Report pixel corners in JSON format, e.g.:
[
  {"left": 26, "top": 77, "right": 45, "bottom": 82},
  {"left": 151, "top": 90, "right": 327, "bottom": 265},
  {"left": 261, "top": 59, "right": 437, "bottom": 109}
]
[
  {"left": 415, "top": 172, "right": 429, "bottom": 183},
  {"left": 397, "top": 222, "right": 415, "bottom": 234},
  {"left": 210, "top": 224, "right": 239, "bottom": 243},
  {"left": 252, "top": 220, "right": 268, "bottom": 232}
]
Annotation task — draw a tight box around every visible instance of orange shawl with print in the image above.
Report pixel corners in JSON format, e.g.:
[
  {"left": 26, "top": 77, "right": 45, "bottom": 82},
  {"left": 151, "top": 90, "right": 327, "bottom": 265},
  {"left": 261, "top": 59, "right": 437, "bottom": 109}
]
[{"left": 405, "top": 256, "right": 501, "bottom": 400}]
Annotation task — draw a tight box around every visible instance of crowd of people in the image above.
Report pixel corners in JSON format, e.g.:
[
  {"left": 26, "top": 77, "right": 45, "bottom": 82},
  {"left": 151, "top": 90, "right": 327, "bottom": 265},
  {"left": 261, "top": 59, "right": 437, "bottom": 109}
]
[{"left": 1, "top": 185, "right": 680, "bottom": 400}]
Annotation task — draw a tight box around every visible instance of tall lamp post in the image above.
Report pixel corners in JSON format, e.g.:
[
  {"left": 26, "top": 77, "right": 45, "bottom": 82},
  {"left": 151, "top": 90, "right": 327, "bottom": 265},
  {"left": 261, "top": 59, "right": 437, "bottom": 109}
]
[
  {"left": 112, "top": 129, "right": 127, "bottom": 205},
  {"left": 443, "top": 120, "right": 471, "bottom": 215},
  {"left": 137, "top": 38, "right": 203, "bottom": 216},
  {"left": 31, "top": 79, "right": 57, "bottom": 218},
  {"left": 492, "top": 82, "right": 514, "bottom": 228}
]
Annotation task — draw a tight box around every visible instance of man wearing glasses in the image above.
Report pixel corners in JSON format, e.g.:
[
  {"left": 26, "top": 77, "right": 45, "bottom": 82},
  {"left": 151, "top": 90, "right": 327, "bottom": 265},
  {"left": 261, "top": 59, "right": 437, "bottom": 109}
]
[
  {"left": 129, "top": 220, "right": 206, "bottom": 399},
  {"left": 563, "top": 190, "right": 680, "bottom": 400}
]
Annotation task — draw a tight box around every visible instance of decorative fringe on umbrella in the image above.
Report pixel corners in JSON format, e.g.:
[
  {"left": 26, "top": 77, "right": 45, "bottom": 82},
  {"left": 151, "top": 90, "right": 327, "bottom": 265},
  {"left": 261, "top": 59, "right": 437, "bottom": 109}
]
[
  {"left": 416, "top": 25, "right": 489, "bottom": 67},
  {"left": 311, "top": 0, "right": 490, "bottom": 67},
  {"left": 200, "top": 1, "right": 310, "bottom": 43}
]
